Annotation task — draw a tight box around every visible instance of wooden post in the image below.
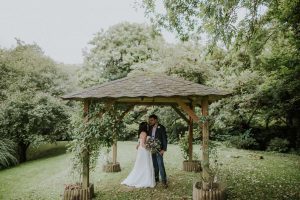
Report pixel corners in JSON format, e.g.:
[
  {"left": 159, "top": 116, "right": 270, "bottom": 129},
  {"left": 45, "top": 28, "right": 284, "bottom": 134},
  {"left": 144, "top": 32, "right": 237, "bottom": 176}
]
[
  {"left": 201, "top": 97, "right": 209, "bottom": 182},
  {"left": 112, "top": 126, "right": 117, "bottom": 164},
  {"left": 112, "top": 105, "right": 133, "bottom": 165},
  {"left": 112, "top": 142, "right": 117, "bottom": 164},
  {"left": 188, "top": 105, "right": 194, "bottom": 161},
  {"left": 82, "top": 100, "right": 90, "bottom": 189}
]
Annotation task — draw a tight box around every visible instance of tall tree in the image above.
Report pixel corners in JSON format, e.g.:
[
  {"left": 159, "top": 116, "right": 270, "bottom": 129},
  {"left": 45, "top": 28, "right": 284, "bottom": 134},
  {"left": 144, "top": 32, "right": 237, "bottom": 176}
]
[
  {"left": 140, "top": 0, "right": 300, "bottom": 149},
  {"left": 79, "top": 22, "right": 164, "bottom": 87},
  {"left": 0, "top": 42, "right": 70, "bottom": 163}
]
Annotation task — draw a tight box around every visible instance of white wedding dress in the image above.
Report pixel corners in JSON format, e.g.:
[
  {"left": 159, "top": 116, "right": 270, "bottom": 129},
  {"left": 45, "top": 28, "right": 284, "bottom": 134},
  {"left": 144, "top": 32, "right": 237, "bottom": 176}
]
[{"left": 121, "top": 137, "right": 156, "bottom": 188}]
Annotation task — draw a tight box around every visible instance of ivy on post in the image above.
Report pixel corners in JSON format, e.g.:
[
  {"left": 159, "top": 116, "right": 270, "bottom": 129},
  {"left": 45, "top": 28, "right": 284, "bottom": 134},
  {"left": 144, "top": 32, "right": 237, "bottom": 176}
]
[
  {"left": 82, "top": 99, "right": 90, "bottom": 189},
  {"left": 112, "top": 124, "right": 117, "bottom": 165},
  {"left": 201, "top": 96, "right": 209, "bottom": 183},
  {"left": 188, "top": 104, "right": 194, "bottom": 162}
]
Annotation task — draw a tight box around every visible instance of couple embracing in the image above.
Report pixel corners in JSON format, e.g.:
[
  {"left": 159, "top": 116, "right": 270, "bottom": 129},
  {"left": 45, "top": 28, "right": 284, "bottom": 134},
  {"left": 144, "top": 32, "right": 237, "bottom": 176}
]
[{"left": 121, "top": 114, "right": 168, "bottom": 188}]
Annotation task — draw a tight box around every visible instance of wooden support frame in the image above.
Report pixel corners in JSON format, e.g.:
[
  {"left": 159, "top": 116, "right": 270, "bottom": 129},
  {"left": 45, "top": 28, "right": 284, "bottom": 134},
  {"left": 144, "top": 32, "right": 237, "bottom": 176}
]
[
  {"left": 116, "top": 97, "right": 192, "bottom": 104},
  {"left": 201, "top": 97, "right": 209, "bottom": 181},
  {"left": 176, "top": 99, "right": 199, "bottom": 123},
  {"left": 176, "top": 97, "right": 210, "bottom": 181},
  {"left": 188, "top": 104, "right": 194, "bottom": 161},
  {"left": 80, "top": 96, "right": 211, "bottom": 189},
  {"left": 171, "top": 105, "right": 189, "bottom": 123},
  {"left": 82, "top": 100, "right": 90, "bottom": 189}
]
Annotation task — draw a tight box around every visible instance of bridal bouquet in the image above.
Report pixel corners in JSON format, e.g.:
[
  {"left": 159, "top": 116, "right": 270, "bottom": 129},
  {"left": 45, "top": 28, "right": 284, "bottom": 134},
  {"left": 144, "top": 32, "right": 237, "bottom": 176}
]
[{"left": 145, "top": 137, "right": 161, "bottom": 154}]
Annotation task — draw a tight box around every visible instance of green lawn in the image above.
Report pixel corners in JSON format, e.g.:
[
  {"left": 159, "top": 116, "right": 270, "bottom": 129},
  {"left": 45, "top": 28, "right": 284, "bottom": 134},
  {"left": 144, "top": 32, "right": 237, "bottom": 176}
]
[{"left": 0, "top": 142, "right": 299, "bottom": 200}]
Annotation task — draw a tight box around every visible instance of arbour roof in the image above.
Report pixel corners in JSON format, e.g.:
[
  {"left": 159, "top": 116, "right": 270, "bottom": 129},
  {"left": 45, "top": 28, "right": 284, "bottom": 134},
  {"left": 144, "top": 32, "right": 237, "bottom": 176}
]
[{"left": 62, "top": 73, "right": 230, "bottom": 103}]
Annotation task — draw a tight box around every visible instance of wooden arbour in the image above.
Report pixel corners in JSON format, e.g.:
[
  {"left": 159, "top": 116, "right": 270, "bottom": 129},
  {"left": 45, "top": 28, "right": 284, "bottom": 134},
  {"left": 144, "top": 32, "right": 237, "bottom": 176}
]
[{"left": 62, "top": 73, "right": 230, "bottom": 189}]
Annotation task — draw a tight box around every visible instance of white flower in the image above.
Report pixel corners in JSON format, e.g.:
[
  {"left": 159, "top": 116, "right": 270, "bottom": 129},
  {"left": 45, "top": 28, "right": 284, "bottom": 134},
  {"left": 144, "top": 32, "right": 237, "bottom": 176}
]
[{"left": 158, "top": 126, "right": 160, "bottom": 128}]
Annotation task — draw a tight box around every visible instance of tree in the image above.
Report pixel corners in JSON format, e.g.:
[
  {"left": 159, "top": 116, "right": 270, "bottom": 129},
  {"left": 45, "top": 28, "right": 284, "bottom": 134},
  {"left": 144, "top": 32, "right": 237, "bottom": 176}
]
[
  {"left": 130, "top": 41, "right": 214, "bottom": 83},
  {"left": 0, "top": 42, "right": 70, "bottom": 163},
  {"left": 140, "top": 0, "right": 300, "bottom": 150},
  {"left": 79, "top": 22, "right": 164, "bottom": 87}
]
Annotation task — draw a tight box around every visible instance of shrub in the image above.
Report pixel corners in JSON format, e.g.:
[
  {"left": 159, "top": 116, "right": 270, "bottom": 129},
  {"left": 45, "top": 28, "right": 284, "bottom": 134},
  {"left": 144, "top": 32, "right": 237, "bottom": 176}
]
[
  {"left": 229, "top": 129, "right": 258, "bottom": 149},
  {"left": 0, "top": 139, "right": 18, "bottom": 169},
  {"left": 178, "top": 132, "right": 189, "bottom": 160},
  {"left": 267, "top": 137, "right": 290, "bottom": 153}
]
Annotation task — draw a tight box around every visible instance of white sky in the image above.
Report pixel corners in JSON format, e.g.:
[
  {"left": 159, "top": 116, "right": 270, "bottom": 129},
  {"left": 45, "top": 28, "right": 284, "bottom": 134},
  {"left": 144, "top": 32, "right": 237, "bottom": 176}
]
[{"left": 0, "top": 0, "right": 176, "bottom": 64}]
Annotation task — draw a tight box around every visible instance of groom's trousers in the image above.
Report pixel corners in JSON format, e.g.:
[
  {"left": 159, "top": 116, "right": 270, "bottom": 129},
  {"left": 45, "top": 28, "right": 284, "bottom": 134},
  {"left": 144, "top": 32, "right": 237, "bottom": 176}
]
[{"left": 152, "top": 152, "right": 167, "bottom": 183}]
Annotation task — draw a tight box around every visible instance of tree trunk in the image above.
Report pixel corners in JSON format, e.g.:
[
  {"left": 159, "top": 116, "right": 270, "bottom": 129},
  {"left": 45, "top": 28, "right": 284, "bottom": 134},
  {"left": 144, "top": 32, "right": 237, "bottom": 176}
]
[{"left": 17, "top": 141, "right": 29, "bottom": 163}]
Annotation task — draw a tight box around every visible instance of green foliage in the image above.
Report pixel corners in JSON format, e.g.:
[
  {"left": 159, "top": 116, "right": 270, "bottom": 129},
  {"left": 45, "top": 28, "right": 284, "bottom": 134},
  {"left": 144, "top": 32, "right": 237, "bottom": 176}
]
[
  {"left": 267, "top": 137, "right": 290, "bottom": 153},
  {"left": 178, "top": 131, "right": 202, "bottom": 161},
  {"left": 178, "top": 132, "right": 189, "bottom": 160},
  {"left": 68, "top": 103, "right": 130, "bottom": 174},
  {"left": 79, "top": 22, "right": 164, "bottom": 86},
  {"left": 140, "top": 1, "right": 300, "bottom": 152},
  {"left": 0, "top": 92, "right": 70, "bottom": 148},
  {"left": 131, "top": 41, "right": 214, "bottom": 84},
  {"left": 0, "top": 42, "right": 71, "bottom": 163},
  {"left": 229, "top": 129, "right": 258, "bottom": 150},
  {"left": 0, "top": 42, "right": 67, "bottom": 98},
  {"left": 0, "top": 139, "right": 18, "bottom": 169}
]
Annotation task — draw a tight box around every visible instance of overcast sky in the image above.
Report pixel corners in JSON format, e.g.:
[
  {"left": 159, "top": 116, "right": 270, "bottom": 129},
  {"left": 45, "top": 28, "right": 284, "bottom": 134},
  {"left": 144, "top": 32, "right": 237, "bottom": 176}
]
[{"left": 0, "top": 0, "right": 176, "bottom": 64}]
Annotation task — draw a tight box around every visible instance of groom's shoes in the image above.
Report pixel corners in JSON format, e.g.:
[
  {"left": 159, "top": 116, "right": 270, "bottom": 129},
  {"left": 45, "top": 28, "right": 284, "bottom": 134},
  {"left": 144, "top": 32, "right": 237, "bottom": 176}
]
[{"left": 162, "top": 181, "right": 168, "bottom": 188}]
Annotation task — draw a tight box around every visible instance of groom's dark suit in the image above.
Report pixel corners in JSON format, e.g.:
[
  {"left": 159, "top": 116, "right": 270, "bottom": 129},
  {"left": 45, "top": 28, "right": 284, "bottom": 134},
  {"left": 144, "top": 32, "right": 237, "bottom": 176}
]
[{"left": 148, "top": 124, "right": 167, "bottom": 184}]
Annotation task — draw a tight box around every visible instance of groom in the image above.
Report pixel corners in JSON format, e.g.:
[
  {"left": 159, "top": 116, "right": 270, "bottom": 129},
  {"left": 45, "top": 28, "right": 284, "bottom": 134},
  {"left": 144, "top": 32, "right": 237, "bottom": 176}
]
[{"left": 148, "top": 114, "right": 168, "bottom": 188}]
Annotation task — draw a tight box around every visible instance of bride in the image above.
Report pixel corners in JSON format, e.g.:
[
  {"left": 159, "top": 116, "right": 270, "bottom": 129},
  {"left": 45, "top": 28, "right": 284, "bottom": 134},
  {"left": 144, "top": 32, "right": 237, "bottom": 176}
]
[{"left": 121, "top": 122, "right": 156, "bottom": 188}]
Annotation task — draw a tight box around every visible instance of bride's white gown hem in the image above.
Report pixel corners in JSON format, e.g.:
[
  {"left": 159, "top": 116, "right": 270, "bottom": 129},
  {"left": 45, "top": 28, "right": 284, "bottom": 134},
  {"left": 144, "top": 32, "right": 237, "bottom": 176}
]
[{"left": 121, "top": 138, "right": 156, "bottom": 188}]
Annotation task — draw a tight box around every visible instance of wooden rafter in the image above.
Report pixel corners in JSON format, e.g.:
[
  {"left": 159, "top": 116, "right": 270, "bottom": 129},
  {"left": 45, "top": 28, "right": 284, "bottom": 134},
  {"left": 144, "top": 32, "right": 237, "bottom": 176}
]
[
  {"left": 171, "top": 105, "right": 189, "bottom": 123},
  {"left": 176, "top": 98, "right": 199, "bottom": 123},
  {"left": 116, "top": 97, "right": 191, "bottom": 104}
]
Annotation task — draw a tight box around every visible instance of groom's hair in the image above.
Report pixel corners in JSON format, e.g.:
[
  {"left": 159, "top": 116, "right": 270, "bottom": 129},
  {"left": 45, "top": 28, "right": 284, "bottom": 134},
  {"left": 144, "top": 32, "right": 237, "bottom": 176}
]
[{"left": 149, "top": 114, "right": 158, "bottom": 120}]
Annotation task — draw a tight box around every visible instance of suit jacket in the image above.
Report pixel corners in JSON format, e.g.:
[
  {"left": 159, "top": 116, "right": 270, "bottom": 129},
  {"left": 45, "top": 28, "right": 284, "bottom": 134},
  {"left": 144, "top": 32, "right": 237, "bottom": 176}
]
[{"left": 148, "top": 124, "right": 167, "bottom": 151}]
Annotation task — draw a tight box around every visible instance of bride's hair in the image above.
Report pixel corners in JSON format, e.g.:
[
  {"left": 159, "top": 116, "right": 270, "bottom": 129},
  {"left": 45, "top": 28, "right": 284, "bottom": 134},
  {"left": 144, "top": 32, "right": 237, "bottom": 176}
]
[{"left": 138, "top": 122, "right": 148, "bottom": 134}]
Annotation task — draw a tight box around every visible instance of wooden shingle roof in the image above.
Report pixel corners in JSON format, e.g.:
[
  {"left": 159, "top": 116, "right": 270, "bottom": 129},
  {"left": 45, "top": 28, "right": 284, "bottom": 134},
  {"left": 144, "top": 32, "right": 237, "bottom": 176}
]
[{"left": 62, "top": 73, "right": 230, "bottom": 103}]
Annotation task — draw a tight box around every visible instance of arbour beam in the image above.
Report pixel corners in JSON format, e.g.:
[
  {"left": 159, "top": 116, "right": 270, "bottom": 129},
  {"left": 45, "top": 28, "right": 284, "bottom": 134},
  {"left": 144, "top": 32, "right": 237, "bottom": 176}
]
[{"left": 171, "top": 105, "right": 189, "bottom": 123}]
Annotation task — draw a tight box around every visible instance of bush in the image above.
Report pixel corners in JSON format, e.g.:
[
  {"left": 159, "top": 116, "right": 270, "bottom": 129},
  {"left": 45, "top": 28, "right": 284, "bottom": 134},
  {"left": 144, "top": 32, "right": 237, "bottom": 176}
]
[
  {"left": 178, "top": 132, "right": 189, "bottom": 160},
  {"left": 267, "top": 137, "right": 290, "bottom": 153},
  {"left": 229, "top": 129, "right": 258, "bottom": 149},
  {"left": 0, "top": 139, "right": 18, "bottom": 169}
]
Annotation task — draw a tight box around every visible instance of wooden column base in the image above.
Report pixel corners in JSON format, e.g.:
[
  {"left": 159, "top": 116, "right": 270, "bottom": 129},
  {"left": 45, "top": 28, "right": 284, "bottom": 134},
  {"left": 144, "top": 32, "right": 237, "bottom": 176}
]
[
  {"left": 193, "top": 182, "right": 225, "bottom": 200},
  {"left": 102, "top": 162, "right": 121, "bottom": 173},
  {"left": 63, "top": 183, "right": 94, "bottom": 200},
  {"left": 183, "top": 160, "right": 202, "bottom": 172}
]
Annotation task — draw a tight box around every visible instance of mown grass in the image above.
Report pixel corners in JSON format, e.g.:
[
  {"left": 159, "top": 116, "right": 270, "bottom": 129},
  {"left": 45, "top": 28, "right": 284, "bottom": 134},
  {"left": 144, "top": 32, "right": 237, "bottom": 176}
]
[{"left": 0, "top": 142, "right": 299, "bottom": 200}]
